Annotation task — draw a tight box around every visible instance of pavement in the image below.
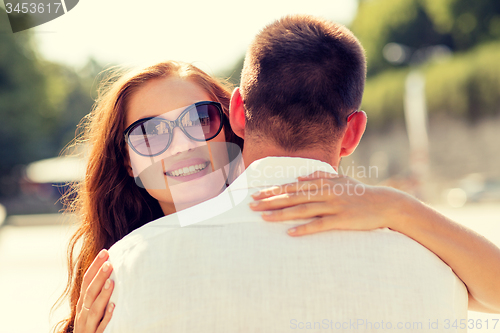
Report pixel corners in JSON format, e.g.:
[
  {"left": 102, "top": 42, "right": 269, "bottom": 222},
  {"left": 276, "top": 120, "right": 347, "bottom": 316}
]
[
  {"left": 0, "top": 204, "right": 499, "bottom": 333},
  {"left": 0, "top": 214, "right": 76, "bottom": 333}
]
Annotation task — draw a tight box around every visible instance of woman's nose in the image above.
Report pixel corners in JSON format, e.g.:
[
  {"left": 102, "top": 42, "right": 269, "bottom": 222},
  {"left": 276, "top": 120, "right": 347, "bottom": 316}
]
[{"left": 166, "top": 127, "right": 203, "bottom": 156}]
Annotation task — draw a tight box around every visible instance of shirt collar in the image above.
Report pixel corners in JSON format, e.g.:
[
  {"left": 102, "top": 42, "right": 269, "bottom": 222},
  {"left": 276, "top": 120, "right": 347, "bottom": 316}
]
[
  {"left": 159, "top": 156, "right": 337, "bottom": 227},
  {"left": 228, "top": 156, "right": 337, "bottom": 192}
]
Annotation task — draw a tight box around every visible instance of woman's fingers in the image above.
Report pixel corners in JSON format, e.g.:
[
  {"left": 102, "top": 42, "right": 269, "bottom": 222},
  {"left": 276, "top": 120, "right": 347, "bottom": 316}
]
[
  {"left": 82, "top": 261, "right": 113, "bottom": 316},
  {"left": 259, "top": 202, "right": 334, "bottom": 221},
  {"left": 86, "top": 279, "right": 115, "bottom": 333},
  {"left": 250, "top": 191, "right": 326, "bottom": 212},
  {"left": 252, "top": 176, "right": 346, "bottom": 200},
  {"left": 96, "top": 302, "right": 115, "bottom": 333},
  {"left": 287, "top": 216, "right": 361, "bottom": 236},
  {"left": 287, "top": 214, "right": 383, "bottom": 236},
  {"left": 250, "top": 175, "right": 387, "bottom": 236},
  {"left": 250, "top": 180, "right": 319, "bottom": 200},
  {"left": 251, "top": 185, "right": 298, "bottom": 200},
  {"left": 250, "top": 178, "right": 356, "bottom": 216},
  {"left": 74, "top": 259, "right": 114, "bottom": 333},
  {"left": 77, "top": 249, "right": 109, "bottom": 313},
  {"left": 287, "top": 217, "right": 334, "bottom": 236}
]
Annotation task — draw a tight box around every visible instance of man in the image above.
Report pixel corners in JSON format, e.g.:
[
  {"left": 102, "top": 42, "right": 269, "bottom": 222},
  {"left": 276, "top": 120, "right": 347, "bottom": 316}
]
[{"left": 104, "top": 15, "right": 467, "bottom": 332}]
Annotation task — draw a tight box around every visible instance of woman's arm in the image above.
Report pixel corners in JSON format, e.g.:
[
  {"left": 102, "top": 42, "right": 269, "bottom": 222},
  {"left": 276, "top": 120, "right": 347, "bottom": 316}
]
[{"left": 249, "top": 172, "right": 500, "bottom": 313}]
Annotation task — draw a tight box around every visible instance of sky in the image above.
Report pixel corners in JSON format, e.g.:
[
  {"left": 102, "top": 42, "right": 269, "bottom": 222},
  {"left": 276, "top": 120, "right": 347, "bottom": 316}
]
[{"left": 23, "top": 0, "right": 357, "bottom": 74}]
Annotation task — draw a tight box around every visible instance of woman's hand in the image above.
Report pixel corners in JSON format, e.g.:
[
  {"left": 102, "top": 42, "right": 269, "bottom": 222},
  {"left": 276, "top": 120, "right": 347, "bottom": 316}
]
[
  {"left": 249, "top": 171, "right": 408, "bottom": 236},
  {"left": 74, "top": 249, "right": 115, "bottom": 333}
]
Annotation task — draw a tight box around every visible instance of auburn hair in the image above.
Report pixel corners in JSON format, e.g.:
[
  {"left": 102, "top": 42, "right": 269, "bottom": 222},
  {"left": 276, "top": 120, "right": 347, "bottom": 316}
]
[
  {"left": 240, "top": 15, "right": 366, "bottom": 151},
  {"left": 53, "top": 61, "right": 243, "bottom": 332}
]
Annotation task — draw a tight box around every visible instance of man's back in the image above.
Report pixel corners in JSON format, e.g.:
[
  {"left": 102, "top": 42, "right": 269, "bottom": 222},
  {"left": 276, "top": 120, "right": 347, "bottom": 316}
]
[{"left": 105, "top": 157, "right": 467, "bottom": 333}]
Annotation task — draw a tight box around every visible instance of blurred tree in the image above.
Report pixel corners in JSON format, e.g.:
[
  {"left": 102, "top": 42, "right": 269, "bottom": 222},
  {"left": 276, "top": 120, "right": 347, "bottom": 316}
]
[
  {"left": 361, "top": 41, "right": 500, "bottom": 124},
  {"left": 42, "top": 58, "right": 101, "bottom": 153},
  {"left": 0, "top": 7, "right": 54, "bottom": 195},
  {"left": 352, "top": 0, "right": 500, "bottom": 76},
  {"left": 423, "top": 0, "right": 500, "bottom": 49},
  {"left": 0, "top": 7, "right": 99, "bottom": 197}
]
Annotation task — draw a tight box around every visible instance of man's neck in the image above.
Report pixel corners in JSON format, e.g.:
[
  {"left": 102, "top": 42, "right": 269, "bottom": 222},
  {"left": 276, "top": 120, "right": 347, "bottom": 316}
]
[{"left": 241, "top": 141, "right": 340, "bottom": 171}]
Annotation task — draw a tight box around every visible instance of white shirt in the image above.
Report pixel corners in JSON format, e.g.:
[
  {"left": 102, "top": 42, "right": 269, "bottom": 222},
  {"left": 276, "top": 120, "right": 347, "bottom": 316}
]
[{"left": 105, "top": 157, "right": 467, "bottom": 333}]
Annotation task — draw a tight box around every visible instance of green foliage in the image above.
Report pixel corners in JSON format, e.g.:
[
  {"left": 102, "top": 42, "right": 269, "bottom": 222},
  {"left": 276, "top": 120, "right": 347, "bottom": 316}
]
[
  {"left": 425, "top": 42, "right": 500, "bottom": 120},
  {"left": 0, "top": 7, "right": 98, "bottom": 196},
  {"left": 423, "top": 0, "right": 500, "bottom": 48},
  {"left": 40, "top": 59, "right": 101, "bottom": 152},
  {"left": 352, "top": 0, "right": 500, "bottom": 76},
  {"left": 360, "top": 68, "right": 408, "bottom": 126},
  {"left": 361, "top": 41, "right": 500, "bottom": 126},
  {"left": 0, "top": 7, "right": 53, "bottom": 172}
]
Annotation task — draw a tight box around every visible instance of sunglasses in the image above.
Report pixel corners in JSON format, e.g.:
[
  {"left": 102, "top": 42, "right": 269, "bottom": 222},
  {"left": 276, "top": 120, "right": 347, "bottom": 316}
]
[{"left": 124, "top": 101, "right": 224, "bottom": 157}]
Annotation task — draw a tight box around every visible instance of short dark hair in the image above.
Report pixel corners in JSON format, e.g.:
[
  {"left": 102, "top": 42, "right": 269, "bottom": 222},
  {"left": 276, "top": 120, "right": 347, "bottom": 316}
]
[{"left": 240, "top": 15, "right": 366, "bottom": 151}]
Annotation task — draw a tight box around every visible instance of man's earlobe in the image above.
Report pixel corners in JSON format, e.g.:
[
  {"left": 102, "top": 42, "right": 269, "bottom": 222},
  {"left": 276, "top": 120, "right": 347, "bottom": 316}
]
[
  {"left": 229, "top": 87, "right": 246, "bottom": 139},
  {"left": 340, "top": 110, "right": 367, "bottom": 157}
]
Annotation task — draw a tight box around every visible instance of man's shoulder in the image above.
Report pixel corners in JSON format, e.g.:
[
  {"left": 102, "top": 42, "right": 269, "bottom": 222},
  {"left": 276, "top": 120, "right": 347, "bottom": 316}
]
[
  {"left": 107, "top": 193, "right": 254, "bottom": 265},
  {"left": 107, "top": 214, "right": 179, "bottom": 264}
]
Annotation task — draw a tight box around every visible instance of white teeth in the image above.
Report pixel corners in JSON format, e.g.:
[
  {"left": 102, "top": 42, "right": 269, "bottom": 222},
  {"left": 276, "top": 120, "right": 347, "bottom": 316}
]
[{"left": 166, "top": 162, "right": 209, "bottom": 177}]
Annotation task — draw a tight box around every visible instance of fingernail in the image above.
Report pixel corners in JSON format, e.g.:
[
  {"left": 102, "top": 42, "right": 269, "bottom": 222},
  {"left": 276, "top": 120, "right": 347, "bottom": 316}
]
[
  {"left": 261, "top": 211, "right": 274, "bottom": 216},
  {"left": 109, "top": 303, "right": 115, "bottom": 312},
  {"left": 251, "top": 191, "right": 261, "bottom": 198},
  {"left": 102, "top": 262, "right": 110, "bottom": 272},
  {"left": 104, "top": 279, "right": 111, "bottom": 290},
  {"left": 248, "top": 201, "right": 258, "bottom": 208},
  {"left": 98, "top": 249, "right": 106, "bottom": 258},
  {"left": 288, "top": 228, "right": 297, "bottom": 234}
]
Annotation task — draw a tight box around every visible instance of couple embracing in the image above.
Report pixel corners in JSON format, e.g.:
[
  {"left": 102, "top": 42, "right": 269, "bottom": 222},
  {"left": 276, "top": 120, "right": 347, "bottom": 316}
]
[{"left": 57, "top": 15, "right": 500, "bottom": 333}]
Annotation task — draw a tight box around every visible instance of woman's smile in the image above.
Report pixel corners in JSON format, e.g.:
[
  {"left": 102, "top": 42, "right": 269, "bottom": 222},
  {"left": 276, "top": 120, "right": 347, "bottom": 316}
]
[
  {"left": 165, "top": 161, "right": 210, "bottom": 177},
  {"left": 163, "top": 157, "right": 211, "bottom": 182}
]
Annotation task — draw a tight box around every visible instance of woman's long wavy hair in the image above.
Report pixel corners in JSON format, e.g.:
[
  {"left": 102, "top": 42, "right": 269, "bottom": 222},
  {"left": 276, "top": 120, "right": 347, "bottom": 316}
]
[{"left": 53, "top": 61, "right": 243, "bottom": 332}]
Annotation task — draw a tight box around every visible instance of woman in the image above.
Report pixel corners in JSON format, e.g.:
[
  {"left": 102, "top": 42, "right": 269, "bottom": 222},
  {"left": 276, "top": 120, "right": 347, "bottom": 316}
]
[
  {"left": 55, "top": 60, "right": 243, "bottom": 333},
  {"left": 56, "top": 60, "right": 500, "bottom": 333}
]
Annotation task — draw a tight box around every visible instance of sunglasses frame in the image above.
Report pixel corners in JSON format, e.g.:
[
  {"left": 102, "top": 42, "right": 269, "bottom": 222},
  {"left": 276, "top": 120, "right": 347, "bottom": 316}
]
[{"left": 124, "top": 101, "right": 225, "bottom": 157}]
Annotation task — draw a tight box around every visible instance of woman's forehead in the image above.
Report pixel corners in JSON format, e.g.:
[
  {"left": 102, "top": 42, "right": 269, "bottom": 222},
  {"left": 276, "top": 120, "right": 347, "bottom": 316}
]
[{"left": 125, "top": 77, "right": 211, "bottom": 126}]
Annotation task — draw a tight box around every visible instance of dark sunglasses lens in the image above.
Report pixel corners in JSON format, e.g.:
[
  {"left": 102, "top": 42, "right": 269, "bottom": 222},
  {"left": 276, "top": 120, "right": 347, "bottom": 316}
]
[
  {"left": 128, "top": 119, "right": 171, "bottom": 156},
  {"left": 182, "top": 104, "right": 222, "bottom": 140}
]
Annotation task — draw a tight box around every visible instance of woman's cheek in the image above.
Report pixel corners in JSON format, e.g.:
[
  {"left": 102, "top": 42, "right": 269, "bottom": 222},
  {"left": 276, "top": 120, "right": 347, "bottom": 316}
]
[{"left": 208, "top": 142, "right": 231, "bottom": 178}]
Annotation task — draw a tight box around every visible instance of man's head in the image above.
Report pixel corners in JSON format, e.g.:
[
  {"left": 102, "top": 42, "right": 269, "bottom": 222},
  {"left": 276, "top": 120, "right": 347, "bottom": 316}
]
[{"left": 230, "top": 15, "right": 367, "bottom": 168}]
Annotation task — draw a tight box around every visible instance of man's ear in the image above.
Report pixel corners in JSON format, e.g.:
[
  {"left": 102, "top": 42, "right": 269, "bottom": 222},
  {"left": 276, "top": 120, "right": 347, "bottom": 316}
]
[
  {"left": 229, "top": 87, "right": 245, "bottom": 139},
  {"left": 339, "top": 110, "right": 367, "bottom": 157}
]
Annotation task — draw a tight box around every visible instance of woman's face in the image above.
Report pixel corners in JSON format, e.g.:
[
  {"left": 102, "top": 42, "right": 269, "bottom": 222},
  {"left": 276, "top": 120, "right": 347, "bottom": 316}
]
[{"left": 124, "top": 77, "right": 230, "bottom": 214}]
